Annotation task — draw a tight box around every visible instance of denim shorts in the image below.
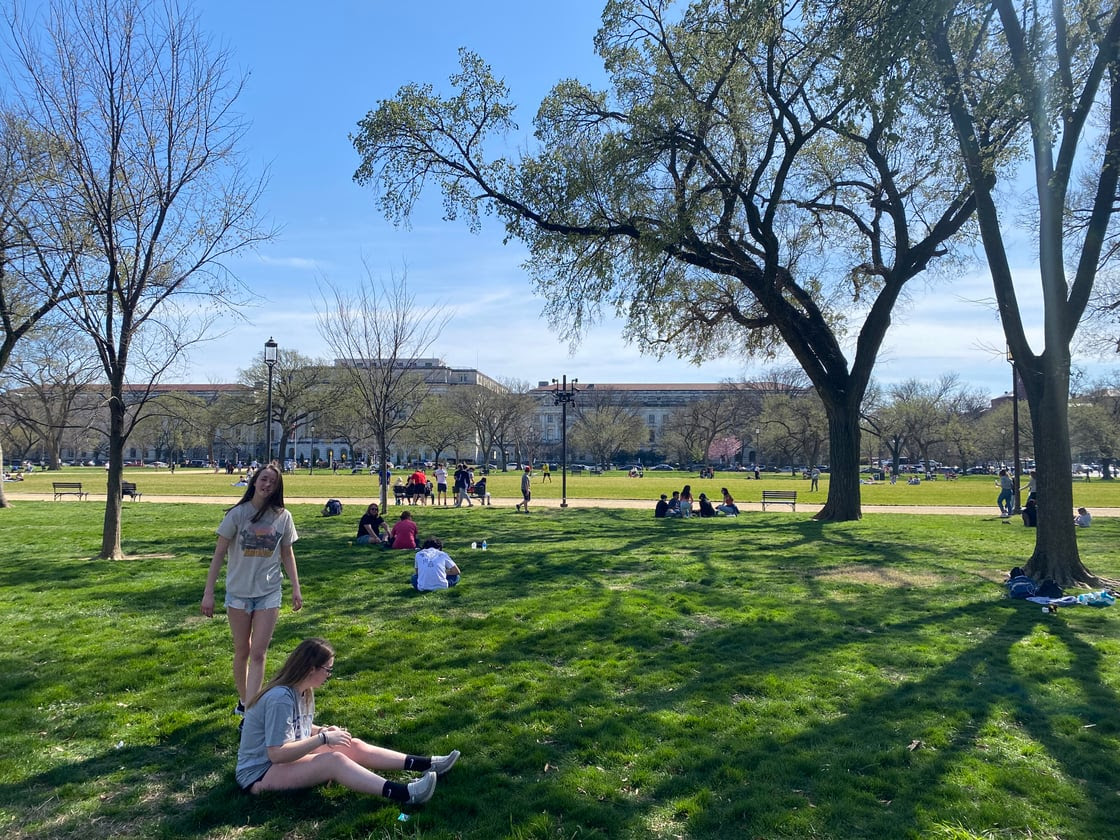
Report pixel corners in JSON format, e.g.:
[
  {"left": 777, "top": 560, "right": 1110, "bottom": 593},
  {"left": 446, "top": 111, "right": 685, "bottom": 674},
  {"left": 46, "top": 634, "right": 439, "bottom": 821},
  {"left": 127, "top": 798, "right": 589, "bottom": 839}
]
[{"left": 225, "top": 589, "right": 282, "bottom": 613}]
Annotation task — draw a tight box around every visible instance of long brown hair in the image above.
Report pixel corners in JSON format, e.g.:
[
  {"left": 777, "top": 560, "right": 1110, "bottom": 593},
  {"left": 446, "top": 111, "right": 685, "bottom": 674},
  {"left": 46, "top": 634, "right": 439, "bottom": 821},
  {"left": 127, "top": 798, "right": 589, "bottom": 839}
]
[
  {"left": 246, "top": 637, "right": 334, "bottom": 709},
  {"left": 230, "top": 463, "right": 285, "bottom": 522}
]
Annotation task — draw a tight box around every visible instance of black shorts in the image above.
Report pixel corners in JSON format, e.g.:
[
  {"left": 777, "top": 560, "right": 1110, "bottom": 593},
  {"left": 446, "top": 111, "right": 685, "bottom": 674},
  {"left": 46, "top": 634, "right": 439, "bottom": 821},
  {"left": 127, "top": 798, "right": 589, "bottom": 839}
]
[{"left": 240, "top": 765, "right": 270, "bottom": 794}]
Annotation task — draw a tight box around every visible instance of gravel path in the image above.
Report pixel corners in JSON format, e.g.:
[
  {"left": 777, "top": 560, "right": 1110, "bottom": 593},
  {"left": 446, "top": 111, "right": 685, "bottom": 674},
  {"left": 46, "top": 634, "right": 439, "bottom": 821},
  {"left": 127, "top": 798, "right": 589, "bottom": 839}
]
[{"left": 5, "top": 490, "right": 1117, "bottom": 517}]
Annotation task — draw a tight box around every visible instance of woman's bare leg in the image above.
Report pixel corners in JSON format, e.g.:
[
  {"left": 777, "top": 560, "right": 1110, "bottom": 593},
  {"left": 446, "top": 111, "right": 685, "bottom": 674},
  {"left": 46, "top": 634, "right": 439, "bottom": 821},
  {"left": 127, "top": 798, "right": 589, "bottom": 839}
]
[
  {"left": 253, "top": 751, "right": 389, "bottom": 795},
  {"left": 227, "top": 606, "right": 279, "bottom": 704}
]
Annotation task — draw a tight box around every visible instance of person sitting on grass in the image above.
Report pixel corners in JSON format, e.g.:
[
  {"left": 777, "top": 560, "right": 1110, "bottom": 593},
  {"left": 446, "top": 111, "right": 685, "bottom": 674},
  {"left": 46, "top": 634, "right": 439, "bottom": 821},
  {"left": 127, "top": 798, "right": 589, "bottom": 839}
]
[
  {"left": 717, "top": 487, "right": 739, "bottom": 516},
  {"left": 235, "top": 637, "right": 459, "bottom": 803},
  {"left": 411, "top": 539, "right": 461, "bottom": 591},
  {"left": 356, "top": 503, "right": 389, "bottom": 546},
  {"left": 654, "top": 494, "right": 669, "bottom": 518},
  {"left": 1075, "top": 507, "right": 1092, "bottom": 527},
  {"left": 1021, "top": 497, "right": 1038, "bottom": 528},
  {"left": 388, "top": 510, "right": 418, "bottom": 549},
  {"left": 697, "top": 493, "right": 717, "bottom": 517},
  {"left": 666, "top": 490, "right": 682, "bottom": 516}
]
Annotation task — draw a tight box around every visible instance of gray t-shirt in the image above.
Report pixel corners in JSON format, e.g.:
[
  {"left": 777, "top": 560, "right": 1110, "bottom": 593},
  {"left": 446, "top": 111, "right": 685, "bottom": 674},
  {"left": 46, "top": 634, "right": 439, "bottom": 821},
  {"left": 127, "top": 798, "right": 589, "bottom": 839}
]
[
  {"left": 235, "top": 685, "right": 315, "bottom": 788},
  {"left": 217, "top": 504, "right": 298, "bottom": 599}
]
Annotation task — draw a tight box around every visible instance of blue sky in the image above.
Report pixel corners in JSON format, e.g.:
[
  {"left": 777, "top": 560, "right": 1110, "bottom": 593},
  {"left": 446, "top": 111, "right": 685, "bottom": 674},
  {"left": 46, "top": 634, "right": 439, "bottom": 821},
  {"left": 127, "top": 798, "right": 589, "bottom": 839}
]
[{"left": 152, "top": 2, "right": 1100, "bottom": 395}]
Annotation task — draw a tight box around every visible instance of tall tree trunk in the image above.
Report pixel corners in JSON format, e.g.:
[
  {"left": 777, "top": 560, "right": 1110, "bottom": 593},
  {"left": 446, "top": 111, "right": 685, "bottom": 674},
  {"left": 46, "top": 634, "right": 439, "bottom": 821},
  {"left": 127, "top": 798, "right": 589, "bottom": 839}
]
[
  {"left": 0, "top": 440, "right": 9, "bottom": 508},
  {"left": 100, "top": 396, "right": 125, "bottom": 560},
  {"left": 377, "top": 433, "right": 389, "bottom": 509},
  {"left": 816, "top": 399, "right": 862, "bottom": 521},
  {"left": 1022, "top": 356, "right": 1099, "bottom": 586}
]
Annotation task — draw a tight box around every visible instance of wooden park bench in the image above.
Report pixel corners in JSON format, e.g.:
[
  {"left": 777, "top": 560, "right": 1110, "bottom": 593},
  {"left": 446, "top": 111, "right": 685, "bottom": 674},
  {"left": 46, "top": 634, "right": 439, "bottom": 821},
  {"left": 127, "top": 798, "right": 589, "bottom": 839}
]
[
  {"left": 569, "top": 465, "right": 585, "bottom": 475},
  {"left": 52, "top": 482, "right": 88, "bottom": 500},
  {"left": 589, "top": 467, "right": 603, "bottom": 475},
  {"left": 761, "top": 489, "right": 797, "bottom": 511},
  {"left": 121, "top": 481, "right": 142, "bottom": 501}
]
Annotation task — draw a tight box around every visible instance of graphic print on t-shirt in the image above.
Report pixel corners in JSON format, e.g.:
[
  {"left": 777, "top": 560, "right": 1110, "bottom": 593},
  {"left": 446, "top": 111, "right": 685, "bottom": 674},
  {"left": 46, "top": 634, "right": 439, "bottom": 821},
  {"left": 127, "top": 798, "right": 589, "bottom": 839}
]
[{"left": 240, "top": 524, "right": 282, "bottom": 557}]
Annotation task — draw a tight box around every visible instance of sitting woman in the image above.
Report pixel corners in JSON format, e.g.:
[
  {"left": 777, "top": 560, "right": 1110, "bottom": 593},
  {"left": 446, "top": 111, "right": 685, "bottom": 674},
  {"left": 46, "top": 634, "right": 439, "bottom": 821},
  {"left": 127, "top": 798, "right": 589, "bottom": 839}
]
[
  {"left": 1021, "top": 497, "right": 1038, "bottom": 527},
  {"left": 355, "top": 503, "right": 389, "bottom": 546},
  {"left": 411, "top": 538, "right": 461, "bottom": 591},
  {"left": 236, "top": 638, "right": 459, "bottom": 804},
  {"left": 697, "top": 493, "right": 717, "bottom": 517},
  {"left": 717, "top": 487, "right": 739, "bottom": 516},
  {"left": 388, "top": 510, "right": 419, "bottom": 549}
]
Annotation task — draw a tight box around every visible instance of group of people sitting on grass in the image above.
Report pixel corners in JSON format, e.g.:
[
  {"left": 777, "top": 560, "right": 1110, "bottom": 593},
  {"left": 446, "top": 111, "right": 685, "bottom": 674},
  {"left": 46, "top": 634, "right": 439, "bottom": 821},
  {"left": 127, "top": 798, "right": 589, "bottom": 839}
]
[
  {"left": 354, "top": 503, "right": 464, "bottom": 590},
  {"left": 654, "top": 485, "right": 740, "bottom": 518}
]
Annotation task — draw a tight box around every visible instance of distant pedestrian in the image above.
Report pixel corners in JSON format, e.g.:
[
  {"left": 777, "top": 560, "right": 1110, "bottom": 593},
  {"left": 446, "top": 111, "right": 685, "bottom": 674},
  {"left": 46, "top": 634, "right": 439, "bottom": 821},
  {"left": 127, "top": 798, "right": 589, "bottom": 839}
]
[
  {"left": 453, "top": 463, "right": 473, "bottom": 507},
  {"left": 996, "top": 469, "right": 1014, "bottom": 518},
  {"left": 541, "top": 462, "right": 551, "bottom": 483},
  {"left": 434, "top": 463, "right": 448, "bottom": 506},
  {"left": 810, "top": 467, "right": 820, "bottom": 491},
  {"left": 516, "top": 466, "right": 532, "bottom": 513}
]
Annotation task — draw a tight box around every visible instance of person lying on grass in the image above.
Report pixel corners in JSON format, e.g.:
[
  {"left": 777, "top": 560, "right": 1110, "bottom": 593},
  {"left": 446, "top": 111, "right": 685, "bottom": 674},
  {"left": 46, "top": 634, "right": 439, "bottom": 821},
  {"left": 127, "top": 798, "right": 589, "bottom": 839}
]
[{"left": 236, "top": 637, "right": 459, "bottom": 804}]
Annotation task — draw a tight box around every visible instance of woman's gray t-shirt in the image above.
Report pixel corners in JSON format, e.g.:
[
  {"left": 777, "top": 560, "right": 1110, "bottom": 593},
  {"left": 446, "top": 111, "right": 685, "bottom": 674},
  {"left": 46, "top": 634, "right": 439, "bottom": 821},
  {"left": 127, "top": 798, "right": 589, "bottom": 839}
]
[{"left": 235, "top": 685, "right": 314, "bottom": 788}]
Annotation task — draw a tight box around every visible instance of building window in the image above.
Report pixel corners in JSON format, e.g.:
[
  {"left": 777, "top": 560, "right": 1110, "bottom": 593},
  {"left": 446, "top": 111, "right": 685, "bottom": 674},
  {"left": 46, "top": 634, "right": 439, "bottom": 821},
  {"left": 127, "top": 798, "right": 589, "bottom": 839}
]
[{"left": 648, "top": 414, "right": 656, "bottom": 424}]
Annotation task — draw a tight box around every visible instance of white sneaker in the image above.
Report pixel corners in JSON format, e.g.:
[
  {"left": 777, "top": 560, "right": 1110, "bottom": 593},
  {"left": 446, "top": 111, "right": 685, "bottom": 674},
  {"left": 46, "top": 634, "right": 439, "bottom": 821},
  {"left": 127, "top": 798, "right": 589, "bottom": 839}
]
[
  {"left": 406, "top": 770, "right": 437, "bottom": 804},
  {"left": 430, "top": 749, "right": 460, "bottom": 775}
]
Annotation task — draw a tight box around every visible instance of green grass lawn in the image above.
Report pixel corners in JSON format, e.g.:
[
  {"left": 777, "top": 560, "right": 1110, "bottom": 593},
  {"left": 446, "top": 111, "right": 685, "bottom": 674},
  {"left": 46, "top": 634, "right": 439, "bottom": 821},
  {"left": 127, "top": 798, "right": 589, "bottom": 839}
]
[
  {"left": 1, "top": 502, "right": 1118, "bottom": 839},
  {"left": 9, "top": 466, "right": 1120, "bottom": 508}
]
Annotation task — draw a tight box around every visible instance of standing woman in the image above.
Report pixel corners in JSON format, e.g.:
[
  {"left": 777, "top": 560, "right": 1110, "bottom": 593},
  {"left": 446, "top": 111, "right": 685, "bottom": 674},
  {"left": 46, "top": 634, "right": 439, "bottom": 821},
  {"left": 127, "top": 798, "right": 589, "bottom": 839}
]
[{"left": 202, "top": 463, "right": 302, "bottom": 719}]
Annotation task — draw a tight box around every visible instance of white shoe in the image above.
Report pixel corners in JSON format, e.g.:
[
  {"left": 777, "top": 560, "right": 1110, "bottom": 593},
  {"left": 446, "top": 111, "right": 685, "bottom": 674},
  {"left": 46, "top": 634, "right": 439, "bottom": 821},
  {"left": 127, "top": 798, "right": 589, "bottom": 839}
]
[
  {"left": 430, "top": 749, "right": 460, "bottom": 775},
  {"left": 406, "top": 770, "right": 437, "bottom": 804}
]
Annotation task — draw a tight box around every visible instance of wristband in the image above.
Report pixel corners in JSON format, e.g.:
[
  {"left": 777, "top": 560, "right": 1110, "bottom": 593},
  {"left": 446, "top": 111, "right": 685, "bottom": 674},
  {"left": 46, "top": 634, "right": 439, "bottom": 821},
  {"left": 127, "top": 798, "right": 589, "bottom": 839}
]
[{"left": 320, "top": 731, "right": 327, "bottom": 745}]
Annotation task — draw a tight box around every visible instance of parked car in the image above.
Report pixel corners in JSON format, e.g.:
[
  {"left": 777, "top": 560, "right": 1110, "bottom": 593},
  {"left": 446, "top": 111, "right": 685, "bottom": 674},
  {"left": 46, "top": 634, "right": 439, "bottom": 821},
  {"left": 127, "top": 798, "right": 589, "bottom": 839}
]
[{"left": 650, "top": 463, "right": 675, "bottom": 471}]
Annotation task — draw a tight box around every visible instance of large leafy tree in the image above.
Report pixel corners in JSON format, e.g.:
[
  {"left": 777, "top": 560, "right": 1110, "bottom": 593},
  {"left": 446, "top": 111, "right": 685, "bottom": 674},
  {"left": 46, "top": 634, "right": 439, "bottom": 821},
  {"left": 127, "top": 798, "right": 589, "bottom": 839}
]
[
  {"left": 895, "top": 0, "right": 1120, "bottom": 584},
  {"left": 354, "top": 0, "right": 979, "bottom": 520},
  {"left": 4, "top": 0, "right": 270, "bottom": 557},
  {"left": 0, "top": 112, "right": 86, "bottom": 506}
]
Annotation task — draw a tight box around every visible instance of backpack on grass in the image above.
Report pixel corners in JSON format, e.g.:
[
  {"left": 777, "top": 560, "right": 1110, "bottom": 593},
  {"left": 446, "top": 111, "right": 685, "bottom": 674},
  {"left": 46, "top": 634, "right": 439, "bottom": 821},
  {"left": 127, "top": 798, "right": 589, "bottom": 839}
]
[{"left": 1005, "top": 567, "right": 1037, "bottom": 599}]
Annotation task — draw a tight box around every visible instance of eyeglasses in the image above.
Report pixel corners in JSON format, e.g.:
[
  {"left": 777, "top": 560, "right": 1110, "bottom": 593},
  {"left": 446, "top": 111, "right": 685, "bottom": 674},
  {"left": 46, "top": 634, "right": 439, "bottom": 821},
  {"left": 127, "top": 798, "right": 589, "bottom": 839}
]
[{"left": 319, "top": 664, "right": 334, "bottom": 675}]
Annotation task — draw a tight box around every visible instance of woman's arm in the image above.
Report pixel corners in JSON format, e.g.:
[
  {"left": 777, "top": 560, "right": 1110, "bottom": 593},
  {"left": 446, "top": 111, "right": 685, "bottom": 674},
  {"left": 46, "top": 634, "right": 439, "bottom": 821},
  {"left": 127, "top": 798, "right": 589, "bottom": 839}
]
[
  {"left": 281, "top": 544, "right": 302, "bottom": 611},
  {"left": 201, "top": 536, "right": 231, "bottom": 617},
  {"left": 266, "top": 728, "right": 330, "bottom": 763}
]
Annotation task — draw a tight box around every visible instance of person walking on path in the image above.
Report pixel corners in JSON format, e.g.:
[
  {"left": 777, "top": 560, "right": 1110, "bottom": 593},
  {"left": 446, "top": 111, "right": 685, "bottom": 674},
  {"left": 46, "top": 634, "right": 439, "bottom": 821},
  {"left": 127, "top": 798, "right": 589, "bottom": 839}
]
[
  {"left": 235, "top": 638, "right": 459, "bottom": 803},
  {"left": 202, "top": 464, "right": 302, "bottom": 722},
  {"left": 453, "top": 463, "right": 473, "bottom": 508},
  {"left": 515, "top": 466, "right": 532, "bottom": 513},
  {"left": 996, "top": 469, "right": 1015, "bottom": 518}
]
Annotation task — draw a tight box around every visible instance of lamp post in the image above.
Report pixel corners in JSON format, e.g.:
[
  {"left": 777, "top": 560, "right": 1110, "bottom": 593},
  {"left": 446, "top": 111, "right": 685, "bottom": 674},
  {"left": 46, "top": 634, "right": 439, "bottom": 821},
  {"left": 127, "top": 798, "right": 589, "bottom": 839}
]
[
  {"left": 309, "top": 425, "right": 315, "bottom": 476},
  {"left": 755, "top": 427, "right": 761, "bottom": 475},
  {"left": 552, "top": 375, "right": 579, "bottom": 508},
  {"left": 1007, "top": 347, "right": 1022, "bottom": 514},
  {"left": 264, "top": 338, "right": 278, "bottom": 465}
]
